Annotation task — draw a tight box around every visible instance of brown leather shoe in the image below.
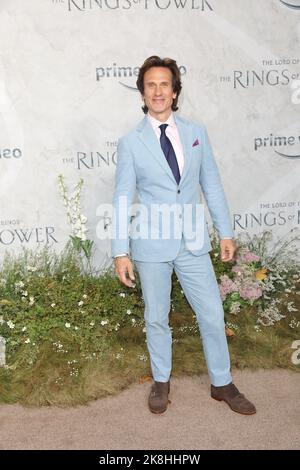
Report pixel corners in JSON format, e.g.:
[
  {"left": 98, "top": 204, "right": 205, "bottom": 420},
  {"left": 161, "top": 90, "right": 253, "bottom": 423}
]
[
  {"left": 148, "top": 381, "right": 170, "bottom": 414},
  {"left": 211, "top": 382, "right": 256, "bottom": 415}
]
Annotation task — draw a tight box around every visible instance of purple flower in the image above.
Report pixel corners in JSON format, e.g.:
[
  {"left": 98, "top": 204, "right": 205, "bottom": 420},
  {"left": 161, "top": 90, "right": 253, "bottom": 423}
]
[
  {"left": 240, "top": 251, "right": 260, "bottom": 263},
  {"left": 239, "top": 285, "right": 262, "bottom": 301},
  {"left": 219, "top": 275, "right": 238, "bottom": 301},
  {"left": 232, "top": 265, "right": 244, "bottom": 275}
]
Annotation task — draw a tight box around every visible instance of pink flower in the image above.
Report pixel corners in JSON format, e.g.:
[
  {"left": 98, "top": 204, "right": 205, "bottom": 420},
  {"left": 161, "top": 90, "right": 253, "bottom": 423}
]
[
  {"left": 219, "top": 275, "right": 238, "bottom": 301},
  {"left": 239, "top": 285, "right": 262, "bottom": 301},
  {"left": 232, "top": 265, "right": 244, "bottom": 276},
  {"left": 240, "top": 251, "right": 260, "bottom": 263}
]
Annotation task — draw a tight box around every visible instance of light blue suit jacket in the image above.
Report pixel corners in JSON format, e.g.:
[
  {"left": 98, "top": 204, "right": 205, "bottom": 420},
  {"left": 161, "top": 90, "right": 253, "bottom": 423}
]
[{"left": 112, "top": 114, "right": 233, "bottom": 262}]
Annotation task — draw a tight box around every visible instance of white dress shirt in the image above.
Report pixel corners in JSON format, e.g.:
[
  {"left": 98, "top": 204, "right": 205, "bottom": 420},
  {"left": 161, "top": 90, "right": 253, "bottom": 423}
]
[{"left": 147, "top": 112, "right": 184, "bottom": 176}]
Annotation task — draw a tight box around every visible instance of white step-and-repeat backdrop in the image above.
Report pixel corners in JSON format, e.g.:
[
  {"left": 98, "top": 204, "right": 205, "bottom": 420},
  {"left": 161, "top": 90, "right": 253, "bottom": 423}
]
[{"left": 1, "top": 0, "right": 299, "bottom": 268}]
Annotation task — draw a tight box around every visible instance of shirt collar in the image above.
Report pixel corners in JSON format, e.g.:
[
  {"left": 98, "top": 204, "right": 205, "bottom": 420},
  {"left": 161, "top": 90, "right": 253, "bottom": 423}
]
[{"left": 147, "top": 112, "right": 175, "bottom": 131}]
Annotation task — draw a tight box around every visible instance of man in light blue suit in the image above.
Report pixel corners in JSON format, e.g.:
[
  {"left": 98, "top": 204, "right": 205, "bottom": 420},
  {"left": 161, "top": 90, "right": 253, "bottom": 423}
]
[{"left": 112, "top": 56, "right": 256, "bottom": 415}]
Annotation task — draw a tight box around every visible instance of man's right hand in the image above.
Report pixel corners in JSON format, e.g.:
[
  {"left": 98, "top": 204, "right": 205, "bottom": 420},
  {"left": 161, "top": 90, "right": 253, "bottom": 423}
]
[{"left": 114, "top": 256, "right": 135, "bottom": 288}]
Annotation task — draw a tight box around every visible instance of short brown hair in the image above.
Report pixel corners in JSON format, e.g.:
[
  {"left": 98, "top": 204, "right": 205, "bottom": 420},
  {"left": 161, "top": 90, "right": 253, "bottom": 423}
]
[{"left": 136, "top": 56, "right": 182, "bottom": 114}]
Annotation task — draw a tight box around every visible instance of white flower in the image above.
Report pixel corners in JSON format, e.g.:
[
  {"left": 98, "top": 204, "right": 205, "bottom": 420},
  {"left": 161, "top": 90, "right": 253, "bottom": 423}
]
[
  {"left": 138, "top": 354, "right": 147, "bottom": 362},
  {"left": 73, "top": 219, "right": 82, "bottom": 230},
  {"left": 74, "top": 326, "right": 79, "bottom": 330},
  {"left": 25, "top": 338, "right": 31, "bottom": 344},
  {"left": 78, "top": 300, "right": 84, "bottom": 307},
  {"left": 22, "top": 290, "right": 28, "bottom": 297},
  {"left": 51, "top": 303, "right": 56, "bottom": 308},
  {"left": 14, "top": 281, "right": 24, "bottom": 289},
  {"left": 29, "top": 296, "right": 35, "bottom": 306},
  {"left": 119, "top": 293, "right": 126, "bottom": 298},
  {"left": 229, "top": 302, "right": 241, "bottom": 315},
  {"left": 100, "top": 320, "right": 108, "bottom": 326},
  {"left": 287, "top": 302, "right": 298, "bottom": 313},
  {"left": 142, "top": 327, "right": 146, "bottom": 333},
  {"left": 65, "top": 322, "right": 71, "bottom": 328},
  {"left": 7, "top": 320, "right": 15, "bottom": 329},
  {"left": 126, "top": 309, "right": 131, "bottom": 315},
  {"left": 22, "top": 326, "right": 27, "bottom": 332},
  {"left": 27, "top": 266, "right": 37, "bottom": 272},
  {"left": 131, "top": 318, "right": 136, "bottom": 324},
  {"left": 89, "top": 321, "right": 95, "bottom": 326},
  {"left": 82, "top": 294, "right": 87, "bottom": 299},
  {"left": 225, "top": 322, "right": 239, "bottom": 330},
  {"left": 257, "top": 300, "right": 285, "bottom": 326},
  {"left": 289, "top": 319, "right": 300, "bottom": 329}
]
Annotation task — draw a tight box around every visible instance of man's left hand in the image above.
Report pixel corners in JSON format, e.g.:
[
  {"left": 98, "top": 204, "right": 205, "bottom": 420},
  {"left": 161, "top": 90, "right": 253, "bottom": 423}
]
[{"left": 220, "top": 238, "right": 236, "bottom": 262}]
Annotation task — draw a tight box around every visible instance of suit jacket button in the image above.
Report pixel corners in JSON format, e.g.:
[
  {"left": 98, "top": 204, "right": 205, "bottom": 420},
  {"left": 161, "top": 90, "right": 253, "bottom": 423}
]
[{"left": 177, "top": 189, "right": 181, "bottom": 194}]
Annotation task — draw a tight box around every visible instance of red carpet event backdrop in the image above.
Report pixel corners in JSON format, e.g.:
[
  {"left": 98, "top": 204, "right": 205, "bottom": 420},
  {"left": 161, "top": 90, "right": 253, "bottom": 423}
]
[{"left": 0, "top": 0, "right": 299, "bottom": 267}]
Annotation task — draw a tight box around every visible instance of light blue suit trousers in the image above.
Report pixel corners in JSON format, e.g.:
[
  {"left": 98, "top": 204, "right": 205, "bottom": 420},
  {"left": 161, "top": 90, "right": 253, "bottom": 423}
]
[{"left": 135, "top": 237, "right": 232, "bottom": 387}]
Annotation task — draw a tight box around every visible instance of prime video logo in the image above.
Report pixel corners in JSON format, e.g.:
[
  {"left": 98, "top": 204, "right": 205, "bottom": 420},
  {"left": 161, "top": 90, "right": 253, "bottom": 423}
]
[
  {"left": 279, "top": 0, "right": 300, "bottom": 9},
  {"left": 96, "top": 63, "right": 187, "bottom": 90},
  {"left": 254, "top": 133, "right": 300, "bottom": 159}
]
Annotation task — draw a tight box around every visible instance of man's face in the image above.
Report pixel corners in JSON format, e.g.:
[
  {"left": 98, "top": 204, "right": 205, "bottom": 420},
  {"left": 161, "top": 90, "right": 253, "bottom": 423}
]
[{"left": 142, "top": 66, "right": 177, "bottom": 120}]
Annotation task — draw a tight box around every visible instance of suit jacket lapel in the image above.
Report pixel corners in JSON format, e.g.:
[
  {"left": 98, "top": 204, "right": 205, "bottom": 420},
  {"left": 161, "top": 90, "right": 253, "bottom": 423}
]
[
  {"left": 136, "top": 116, "right": 175, "bottom": 183},
  {"left": 174, "top": 114, "right": 192, "bottom": 187}
]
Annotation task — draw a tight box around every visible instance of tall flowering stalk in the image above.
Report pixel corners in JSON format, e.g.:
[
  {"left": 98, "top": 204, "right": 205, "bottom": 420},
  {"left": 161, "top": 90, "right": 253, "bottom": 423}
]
[{"left": 58, "top": 175, "right": 93, "bottom": 273}]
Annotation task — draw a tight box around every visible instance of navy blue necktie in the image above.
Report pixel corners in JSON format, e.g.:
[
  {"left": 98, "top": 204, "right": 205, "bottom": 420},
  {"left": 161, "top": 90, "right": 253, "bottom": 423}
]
[{"left": 159, "top": 124, "right": 181, "bottom": 185}]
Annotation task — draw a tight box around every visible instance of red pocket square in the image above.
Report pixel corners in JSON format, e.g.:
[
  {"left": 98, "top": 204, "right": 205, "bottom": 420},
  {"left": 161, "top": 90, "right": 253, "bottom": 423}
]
[{"left": 192, "top": 139, "right": 199, "bottom": 147}]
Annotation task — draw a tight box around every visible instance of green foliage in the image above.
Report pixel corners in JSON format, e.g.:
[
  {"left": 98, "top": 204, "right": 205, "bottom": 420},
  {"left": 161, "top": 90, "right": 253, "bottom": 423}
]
[
  {"left": 0, "top": 240, "right": 299, "bottom": 406},
  {"left": 0, "top": 245, "right": 145, "bottom": 365},
  {"left": 0, "top": 179, "right": 299, "bottom": 408}
]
